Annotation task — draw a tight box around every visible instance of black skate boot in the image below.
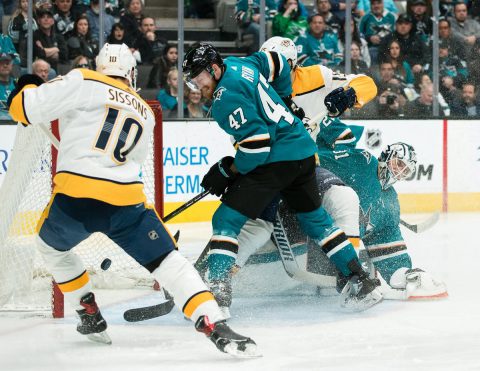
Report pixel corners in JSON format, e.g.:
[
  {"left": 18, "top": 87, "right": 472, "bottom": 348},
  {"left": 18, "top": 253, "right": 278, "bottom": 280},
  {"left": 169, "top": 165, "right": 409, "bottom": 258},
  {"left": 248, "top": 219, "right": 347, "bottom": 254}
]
[
  {"left": 340, "top": 260, "right": 382, "bottom": 311},
  {"left": 76, "top": 292, "right": 111, "bottom": 344},
  {"left": 195, "top": 315, "right": 260, "bottom": 358}
]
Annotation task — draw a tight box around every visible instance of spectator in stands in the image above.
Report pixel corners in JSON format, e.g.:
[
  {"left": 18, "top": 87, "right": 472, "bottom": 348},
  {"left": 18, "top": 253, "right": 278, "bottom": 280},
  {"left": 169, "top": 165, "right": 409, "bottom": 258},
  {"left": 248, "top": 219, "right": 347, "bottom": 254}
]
[
  {"left": 235, "top": 0, "right": 278, "bottom": 54},
  {"left": 72, "top": 54, "right": 92, "bottom": 69},
  {"left": 86, "top": 0, "right": 115, "bottom": 44},
  {"left": 467, "top": 39, "right": 480, "bottom": 87},
  {"left": 356, "top": 0, "right": 398, "bottom": 17},
  {"left": 436, "top": 40, "right": 468, "bottom": 88},
  {"left": 411, "top": 74, "right": 450, "bottom": 115},
  {"left": 72, "top": 0, "right": 89, "bottom": 15},
  {"left": 107, "top": 22, "right": 131, "bottom": 46},
  {"left": 440, "top": 0, "right": 455, "bottom": 18},
  {"left": 379, "top": 14, "right": 428, "bottom": 74},
  {"left": 0, "top": 34, "right": 21, "bottom": 68},
  {"left": 32, "top": 58, "right": 51, "bottom": 81},
  {"left": 53, "top": 0, "right": 79, "bottom": 39},
  {"left": 449, "top": 2, "right": 480, "bottom": 49},
  {"left": 329, "top": 0, "right": 362, "bottom": 25},
  {"left": 272, "top": 0, "right": 308, "bottom": 40},
  {"left": 184, "top": 87, "right": 209, "bottom": 118},
  {"left": 0, "top": 51, "right": 16, "bottom": 120},
  {"left": 372, "top": 82, "right": 407, "bottom": 117},
  {"left": 407, "top": 0, "right": 433, "bottom": 45},
  {"left": 405, "top": 83, "right": 446, "bottom": 117},
  {"left": 296, "top": 14, "right": 342, "bottom": 67},
  {"left": 33, "top": 8, "right": 68, "bottom": 73},
  {"left": 158, "top": 68, "right": 183, "bottom": 118},
  {"left": 120, "top": 0, "right": 145, "bottom": 46},
  {"left": 450, "top": 82, "right": 480, "bottom": 117},
  {"left": 134, "top": 16, "right": 168, "bottom": 65},
  {"left": 67, "top": 15, "right": 98, "bottom": 62},
  {"left": 338, "top": 17, "right": 371, "bottom": 67},
  {"left": 8, "top": 0, "right": 38, "bottom": 67},
  {"left": 339, "top": 40, "right": 371, "bottom": 75},
  {"left": 380, "top": 39, "right": 414, "bottom": 85},
  {"left": 439, "top": 18, "right": 468, "bottom": 62},
  {"left": 359, "top": 0, "right": 396, "bottom": 64},
  {"left": 147, "top": 44, "right": 178, "bottom": 89},
  {"left": 0, "top": 0, "right": 17, "bottom": 34},
  {"left": 440, "top": 75, "right": 461, "bottom": 107},
  {"left": 315, "top": 0, "right": 342, "bottom": 35}
]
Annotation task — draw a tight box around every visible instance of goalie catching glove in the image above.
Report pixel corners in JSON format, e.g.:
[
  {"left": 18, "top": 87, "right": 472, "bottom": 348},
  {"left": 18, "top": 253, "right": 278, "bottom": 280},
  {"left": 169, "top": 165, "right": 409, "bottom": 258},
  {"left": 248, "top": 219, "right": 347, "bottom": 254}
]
[
  {"left": 201, "top": 156, "right": 237, "bottom": 197},
  {"left": 324, "top": 87, "right": 357, "bottom": 117},
  {"left": 7, "top": 74, "right": 45, "bottom": 108}
]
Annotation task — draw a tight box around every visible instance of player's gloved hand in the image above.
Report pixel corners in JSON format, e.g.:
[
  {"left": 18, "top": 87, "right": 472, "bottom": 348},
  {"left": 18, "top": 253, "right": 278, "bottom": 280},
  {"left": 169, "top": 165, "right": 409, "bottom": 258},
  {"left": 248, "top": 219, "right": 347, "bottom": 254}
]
[
  {"left": 7, "top": 74, "right": 45, "bottom": 108},
  {"left": 201, "top": 156, "right": 236, "bottom": 197},
  {"left": 282, "top": 95, "right": 305, "bottom": 120},
  {"left": 324, "top": 87, "right": 357, "bottom": 117}
]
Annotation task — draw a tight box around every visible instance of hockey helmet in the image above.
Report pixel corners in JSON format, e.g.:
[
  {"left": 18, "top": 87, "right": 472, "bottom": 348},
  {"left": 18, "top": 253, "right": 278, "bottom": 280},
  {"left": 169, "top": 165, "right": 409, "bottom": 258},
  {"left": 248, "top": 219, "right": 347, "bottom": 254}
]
[
  {"left": 183, "top": 42, "right": 224, "bottom": 88},
  {"left": 260, "top": 36, "right": 298, "bottom": 69},
  {"left": 96, "top": 43, "right": 137, "bottom": 89},
  {"left": 378, "top": 142, "right": 417, "bottom": 190}
]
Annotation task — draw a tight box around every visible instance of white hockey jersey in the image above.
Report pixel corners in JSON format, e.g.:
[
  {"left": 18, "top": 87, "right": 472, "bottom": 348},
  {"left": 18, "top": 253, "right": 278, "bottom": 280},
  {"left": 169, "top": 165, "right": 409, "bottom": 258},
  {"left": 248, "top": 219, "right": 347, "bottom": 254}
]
[
  {"left": 291, "top": 64, "right": 377, "bottom": 124},
  {"left": 10, "top": 69, "right": 155, "bottom": 206}
]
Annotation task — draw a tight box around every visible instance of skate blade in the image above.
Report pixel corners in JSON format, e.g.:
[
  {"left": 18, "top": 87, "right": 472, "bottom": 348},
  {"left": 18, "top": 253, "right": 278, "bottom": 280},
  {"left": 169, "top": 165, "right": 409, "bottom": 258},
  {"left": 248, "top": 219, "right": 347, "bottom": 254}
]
[
  {"left": 341, "top": 292, "right": 383, "bottom": 312},
  {"left": 224, "top": 343, "right": 262, "bottom": 358},
  {"left": 86, "top": 331, "right": 112, "bottom": 345}
]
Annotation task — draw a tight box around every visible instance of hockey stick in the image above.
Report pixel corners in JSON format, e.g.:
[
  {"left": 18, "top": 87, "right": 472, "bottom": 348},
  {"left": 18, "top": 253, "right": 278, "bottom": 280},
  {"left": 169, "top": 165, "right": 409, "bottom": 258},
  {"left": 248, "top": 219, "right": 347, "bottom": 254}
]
[
  {"left": 399, "top": 213, "right": 440, "bottom": 233},
  {"left": 163, "top": 189, "right": 210, "bottom": 222},
  {"left": 272, "top": 212, "right": 335, "bottom": 288},
  {"left": 37, "top": 122, "right": 60, "bottom": 149}
]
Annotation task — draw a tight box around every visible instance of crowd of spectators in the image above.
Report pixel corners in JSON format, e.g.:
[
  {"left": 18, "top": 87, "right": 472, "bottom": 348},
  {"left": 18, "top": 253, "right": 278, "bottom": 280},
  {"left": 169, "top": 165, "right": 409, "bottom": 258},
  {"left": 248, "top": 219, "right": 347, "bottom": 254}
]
[{"left": 1, "top": 0, "right": 479, "bottom": 120}]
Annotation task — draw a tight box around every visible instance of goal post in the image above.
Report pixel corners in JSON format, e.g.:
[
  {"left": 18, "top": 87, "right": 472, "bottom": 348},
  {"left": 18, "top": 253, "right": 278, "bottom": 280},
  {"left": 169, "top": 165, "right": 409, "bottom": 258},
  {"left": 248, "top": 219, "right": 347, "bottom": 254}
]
[{"left": 0, "top": 101, "right": 163, "bottom": 318}]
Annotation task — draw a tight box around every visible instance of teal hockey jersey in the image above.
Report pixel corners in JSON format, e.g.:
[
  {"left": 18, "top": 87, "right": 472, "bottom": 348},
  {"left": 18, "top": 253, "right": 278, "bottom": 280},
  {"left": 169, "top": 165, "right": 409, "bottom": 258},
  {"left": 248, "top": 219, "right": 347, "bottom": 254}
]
[
  {"left": 316, "top": 117, "right": 404, "bottom": 249},
  {"left": 211, "top": 52, "right": 317, "bottom": 174}
]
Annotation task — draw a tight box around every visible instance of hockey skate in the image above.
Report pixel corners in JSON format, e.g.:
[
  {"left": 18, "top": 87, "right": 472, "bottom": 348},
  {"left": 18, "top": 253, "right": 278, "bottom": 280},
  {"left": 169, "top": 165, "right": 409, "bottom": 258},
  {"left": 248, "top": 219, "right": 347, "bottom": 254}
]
[
  {"left": 388, "top": 268, "right": 448, "bottom": 300},
  {"left": 340, "top": 260, "right": 383, "bottom": 311},
  {"left": 209, "top": 279, "right": 232, "bottom": 319},
  {"left": 195, "top": 315, "right": 260, "bottom": 358},
  {"left": 76, "top": 292, "right": 112, "bottom": 345}
]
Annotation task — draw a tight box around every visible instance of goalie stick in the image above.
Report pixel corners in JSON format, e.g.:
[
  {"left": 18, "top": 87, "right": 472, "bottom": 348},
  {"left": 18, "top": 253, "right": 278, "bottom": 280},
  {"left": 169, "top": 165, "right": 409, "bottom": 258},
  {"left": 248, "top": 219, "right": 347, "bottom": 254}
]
[{"left": 399, "top": 213, "right": 440, "bottom": 233}]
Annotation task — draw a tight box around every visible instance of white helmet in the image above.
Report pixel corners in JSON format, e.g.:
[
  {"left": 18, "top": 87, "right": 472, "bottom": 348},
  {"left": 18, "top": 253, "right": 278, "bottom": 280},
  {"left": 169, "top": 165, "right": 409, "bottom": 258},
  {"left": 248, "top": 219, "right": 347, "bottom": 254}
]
[
  {"left": 378, "top": 142, "right": 417, "bottom": 190},
  {"left": 96, "top": 43, "right": 137, "bottom": 88},
  {"left": 260, "top": 36, "right": 298, "bottom": 69}
]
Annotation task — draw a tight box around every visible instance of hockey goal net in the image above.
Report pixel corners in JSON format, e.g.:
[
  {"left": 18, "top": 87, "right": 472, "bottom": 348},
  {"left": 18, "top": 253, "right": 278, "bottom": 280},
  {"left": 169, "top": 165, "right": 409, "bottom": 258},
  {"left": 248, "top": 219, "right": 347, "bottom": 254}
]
[{"left": 0, "top": 101, "right": 163, "bottom": 318}]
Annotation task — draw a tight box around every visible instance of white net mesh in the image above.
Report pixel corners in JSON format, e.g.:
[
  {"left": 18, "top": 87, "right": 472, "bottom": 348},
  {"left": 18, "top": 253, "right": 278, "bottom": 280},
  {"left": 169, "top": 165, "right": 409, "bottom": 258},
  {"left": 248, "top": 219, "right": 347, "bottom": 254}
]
[{"left": 0, "top": 120, "right": 160, "bottom": 313}]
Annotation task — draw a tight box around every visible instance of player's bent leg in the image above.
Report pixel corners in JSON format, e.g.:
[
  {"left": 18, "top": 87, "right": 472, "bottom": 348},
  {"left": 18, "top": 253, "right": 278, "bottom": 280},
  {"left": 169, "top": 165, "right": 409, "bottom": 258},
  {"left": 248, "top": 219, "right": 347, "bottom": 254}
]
[
  {"left": 322, "top": 185, "right": 361, "bottom": 248},
  {"left": 151, "top": 250, "right": 258, "bottom": 356},
  {"left": 296, "top": 208, "right": 382, "bottom": 310}
]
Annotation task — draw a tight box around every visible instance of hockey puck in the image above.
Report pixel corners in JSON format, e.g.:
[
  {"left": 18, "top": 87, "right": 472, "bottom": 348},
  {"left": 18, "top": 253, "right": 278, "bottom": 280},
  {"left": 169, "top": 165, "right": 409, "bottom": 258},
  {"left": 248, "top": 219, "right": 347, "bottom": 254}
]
[{"left": 101, "top": 258, "right": 112, "bottom": 271}]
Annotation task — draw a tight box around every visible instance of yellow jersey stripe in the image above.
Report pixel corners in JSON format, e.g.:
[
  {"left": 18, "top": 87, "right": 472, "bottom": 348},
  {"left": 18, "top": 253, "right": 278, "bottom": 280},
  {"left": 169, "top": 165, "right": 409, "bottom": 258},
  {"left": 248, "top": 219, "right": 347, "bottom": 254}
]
[
  {"left": 348, "top": 237, "right": 361, "bottom": 249},
  {"left": 9, "top": 85, "right": 37, "bottom": 125},
  {"left": 36, "top": 194, "right": 57, "bottom": 233},
  {"left": 58, "top": 271, "right": 90, "bottom": 293},
  {"left": 54, "top": 171, "right": 146, "bottom": 206},
  {"left": 292, "top": 65, "right": 325, "bottom": 97},
  {"left": 183, "top": 291, "right": 215, "bottom": 319}
]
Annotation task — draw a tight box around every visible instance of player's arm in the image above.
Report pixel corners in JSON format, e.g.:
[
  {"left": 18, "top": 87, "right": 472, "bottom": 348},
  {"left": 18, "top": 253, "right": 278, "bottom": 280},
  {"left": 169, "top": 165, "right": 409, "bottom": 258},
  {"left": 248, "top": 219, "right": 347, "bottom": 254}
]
[
  {"left": 249, "top": 51, "right": 292, "bottom": 98},
  {"left": 321, "top": 66, "right": 377, "bottom": 117},
  {"left": 9, "top": 70, "right": 83, "bottom": 126},
  {"left": 317, "top": 116, "right": 367, "bottom": 150},
  {"left": 213, "top": 89, "right": 271, "bottom": 175}
]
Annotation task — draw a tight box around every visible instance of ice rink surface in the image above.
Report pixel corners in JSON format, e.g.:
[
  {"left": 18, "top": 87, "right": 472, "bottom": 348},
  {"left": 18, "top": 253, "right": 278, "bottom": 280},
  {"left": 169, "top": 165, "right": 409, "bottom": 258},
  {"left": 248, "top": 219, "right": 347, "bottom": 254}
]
[{"left": 1, "top": 213, "right": 479, "bottom": 371}]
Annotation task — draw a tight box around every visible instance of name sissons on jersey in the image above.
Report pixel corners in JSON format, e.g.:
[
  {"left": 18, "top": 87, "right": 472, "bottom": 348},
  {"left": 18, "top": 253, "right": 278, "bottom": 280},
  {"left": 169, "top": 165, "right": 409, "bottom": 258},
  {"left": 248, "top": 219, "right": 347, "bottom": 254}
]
[{"left": 108, "top": 88, "right": 148, "bottom": 120}]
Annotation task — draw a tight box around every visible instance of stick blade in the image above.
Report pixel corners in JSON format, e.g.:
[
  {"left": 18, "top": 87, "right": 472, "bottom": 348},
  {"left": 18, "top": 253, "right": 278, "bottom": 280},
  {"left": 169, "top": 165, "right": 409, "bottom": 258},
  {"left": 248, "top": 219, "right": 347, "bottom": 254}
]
[{"left": 123, "top": 300, "right": 175, "bottom": 322}]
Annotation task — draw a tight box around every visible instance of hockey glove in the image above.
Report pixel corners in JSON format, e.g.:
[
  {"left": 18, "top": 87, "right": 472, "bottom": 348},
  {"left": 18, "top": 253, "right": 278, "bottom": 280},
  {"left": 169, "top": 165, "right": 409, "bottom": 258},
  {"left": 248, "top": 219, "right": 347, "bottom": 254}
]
[
  {"left": 282, "top": 95, "right": 305, "bottom": 120},
  {"left": 324, "top": 87, "right": 357, "bottom": 117},
  {"left": 7, "top": 74, "right": 45, "bottom": 108},
  {"left": 201, "top": 156, "right": 236, "bottom": 197}
]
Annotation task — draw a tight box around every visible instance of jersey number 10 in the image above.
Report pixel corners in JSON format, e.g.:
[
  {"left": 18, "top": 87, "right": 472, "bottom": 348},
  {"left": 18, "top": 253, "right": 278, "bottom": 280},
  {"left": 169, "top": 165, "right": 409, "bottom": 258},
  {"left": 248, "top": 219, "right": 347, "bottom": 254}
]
[{"left": 93, "top": 107, "right": 143, "bottom": 164}]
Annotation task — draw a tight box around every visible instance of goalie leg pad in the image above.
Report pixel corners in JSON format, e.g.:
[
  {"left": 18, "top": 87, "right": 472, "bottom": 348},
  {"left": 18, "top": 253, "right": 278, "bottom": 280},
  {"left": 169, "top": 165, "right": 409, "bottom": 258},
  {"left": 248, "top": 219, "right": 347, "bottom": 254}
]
[
  {"left": 322, "top": 185, "right": 360, "bottom": 239},
  {"left": 390, "top": 267, "right": 448, "bottom": 300},
  {"left": 37, "top": 237, "right": 92, "bottom": 310},
  {"left": 236, "top": 218, "right": 273, "bottom": 267},
  {"left": 152, "top": 250, "right": 224, "bottom": 323}
]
